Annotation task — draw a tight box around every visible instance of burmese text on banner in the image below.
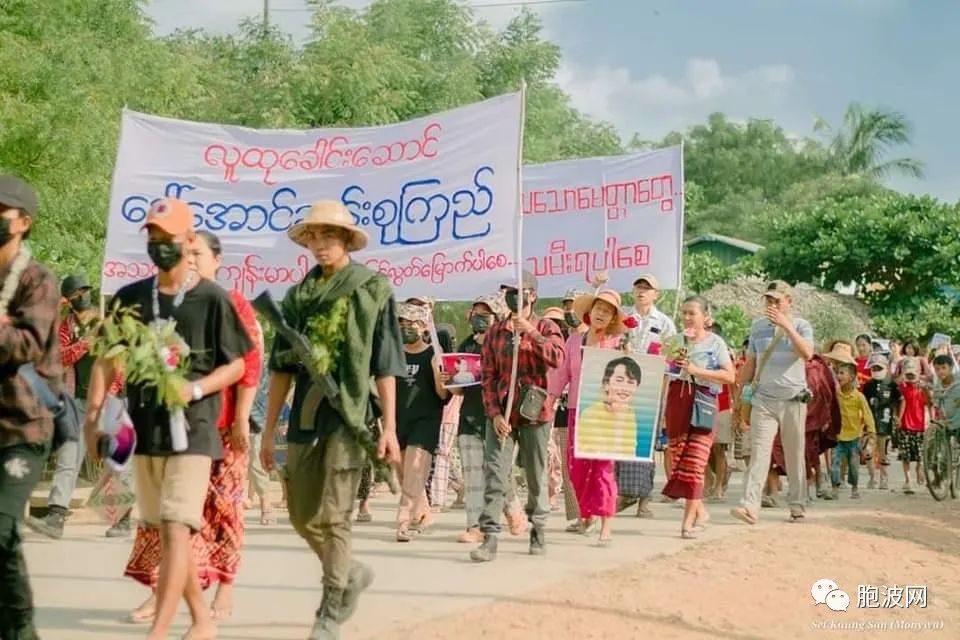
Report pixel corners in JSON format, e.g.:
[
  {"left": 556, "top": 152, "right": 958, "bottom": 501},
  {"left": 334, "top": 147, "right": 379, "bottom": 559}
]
[
  {"left": 102, "top": 93, "right": 523, "bottom": 300},
  {"left": 521, "top": 146, "right": 684, "bottom": 296}
]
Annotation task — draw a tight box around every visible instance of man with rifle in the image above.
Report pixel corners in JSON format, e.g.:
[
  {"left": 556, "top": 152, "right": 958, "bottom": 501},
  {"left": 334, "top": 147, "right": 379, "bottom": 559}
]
[{"left": 258, "top": 201, "right": 405, "bottom": 640}]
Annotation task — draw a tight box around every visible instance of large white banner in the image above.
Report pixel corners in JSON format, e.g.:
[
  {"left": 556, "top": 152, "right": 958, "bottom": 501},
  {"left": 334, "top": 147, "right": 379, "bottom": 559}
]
[
  {"left": 521, "top": 146, "right": 684, "bottom": 296},
  {"left": 102, "top": 94, "right": 523, "bottom": 299}
]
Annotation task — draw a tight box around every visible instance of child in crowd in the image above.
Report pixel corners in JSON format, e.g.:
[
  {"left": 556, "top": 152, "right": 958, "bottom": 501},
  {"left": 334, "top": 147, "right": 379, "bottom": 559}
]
[
  {"left": 932, "top": 354, "right": 960, "bottom": 431},
  {"left": 897, "top": 357, "right": 928, "bottom": 494},
  {"left": 862, "top": 354, "right": 901, "bottom": 491},
  {"left": 831, "top": 362, "right": 876, "bottom": 499}
]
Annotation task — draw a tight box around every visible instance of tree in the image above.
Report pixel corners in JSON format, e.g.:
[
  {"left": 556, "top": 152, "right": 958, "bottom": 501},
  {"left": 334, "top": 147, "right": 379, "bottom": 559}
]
[
  {"left": 814, "top": 102, "right": 924, "bottom": 179},
  {"left": 760, "top": 192, "right": 960, "bottom": 312}
]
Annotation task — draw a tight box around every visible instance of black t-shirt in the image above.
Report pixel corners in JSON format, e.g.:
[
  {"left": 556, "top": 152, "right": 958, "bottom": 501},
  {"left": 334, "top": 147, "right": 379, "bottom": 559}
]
[
  {"left": 113, "top": 277, "right": 252, "bottom": 459},
  {"left": 863, "top": 379, "right": 902, "bottom": 436},
  {"left": 397, "top": 347, "right": 444, "bottom": 428},
  {"left": 457, "top": 336, "right": 486, "bottom": 437}
]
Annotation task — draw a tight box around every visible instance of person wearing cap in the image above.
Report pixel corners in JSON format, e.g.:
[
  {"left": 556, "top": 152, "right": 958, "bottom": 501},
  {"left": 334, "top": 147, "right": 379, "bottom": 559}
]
[
  {"left": 259, "top": 200, "right": 406, "bottom": 638},
  {"left": 560, "top": 289, "right": 589, "bottom": 335},
  {"left": 896, "top": 356, "right": 928, "bottom": 494},
  {"left": 470, "top": 270, "right": 564, "bottom": 562},
  {"left": 83, "top": 197, "right": 252, "bottom": 640},
  {"left": 394, "top": 302, "right": 449, "bottom": 541},
  {"left": 0, "top": 174, "right": 62, "bottom": 638},
  {"left": 25, "top": 275, "right": 129, "bottom": 541},
  {"left": 548, "top": 289, "right": 634, "bottom": 542},
  {"left": 863, "top": 353, "right": 901, "bottom": 491},
  {"left": 731, "top": 280, "right": 814, "bottom": 525},
  {"left": 616, "top": 273, "right": 676, "bottom": 517}
]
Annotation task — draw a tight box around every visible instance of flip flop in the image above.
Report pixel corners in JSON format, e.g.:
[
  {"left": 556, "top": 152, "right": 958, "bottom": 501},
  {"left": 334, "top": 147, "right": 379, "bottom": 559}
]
[
  {"left": 126, "top": 608, "right": 156, "bottom": 625},
  {"left": 355, "top": 512, "right": 372, "bottom": 523},
  {"left": 730, "top": 507, "right": 757, "bottom": 525}
]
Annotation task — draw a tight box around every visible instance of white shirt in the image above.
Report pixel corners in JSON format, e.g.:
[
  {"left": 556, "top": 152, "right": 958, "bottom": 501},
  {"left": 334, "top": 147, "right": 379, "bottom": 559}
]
[{"left": 623, "top": 305, "right": 677, "bottom": 354}]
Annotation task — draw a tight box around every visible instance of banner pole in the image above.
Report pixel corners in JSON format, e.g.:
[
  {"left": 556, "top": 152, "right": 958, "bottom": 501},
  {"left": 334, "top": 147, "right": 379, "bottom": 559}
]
[
  {"left": 503, "top": 81, "right": 527, "bottom": 436},
  {"left": 672, "top": 139, "right": 686, "bottom": 322}
]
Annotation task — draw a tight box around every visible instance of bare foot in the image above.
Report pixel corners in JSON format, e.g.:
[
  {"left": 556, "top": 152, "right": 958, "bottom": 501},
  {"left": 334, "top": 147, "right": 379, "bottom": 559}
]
[{"left": 211, "top": 584, "right": 233, "bottom": 621}]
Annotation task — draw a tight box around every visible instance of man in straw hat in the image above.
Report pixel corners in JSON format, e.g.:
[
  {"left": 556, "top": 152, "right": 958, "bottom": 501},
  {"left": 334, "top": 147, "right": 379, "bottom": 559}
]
[
  {"left": 0, "top": 174, "right": 62, "bottom": 639},
  {"left": 84, "top": 197, "right": 253, "bottom": 640},
  {"left": 731, "top": 280, "right": 814, "bottom": 525},
  {"left": 259, "top": 200, "right": 406, "bottom": 639},
  {"left": 470, "top": 271, "right": 565, "bottom": 562}
]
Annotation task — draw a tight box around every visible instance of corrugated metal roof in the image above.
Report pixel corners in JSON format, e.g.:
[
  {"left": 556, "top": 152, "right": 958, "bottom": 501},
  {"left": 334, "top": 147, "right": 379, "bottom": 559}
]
[{"left": 685, "top": 234, "right": 764, "bottom": 253}]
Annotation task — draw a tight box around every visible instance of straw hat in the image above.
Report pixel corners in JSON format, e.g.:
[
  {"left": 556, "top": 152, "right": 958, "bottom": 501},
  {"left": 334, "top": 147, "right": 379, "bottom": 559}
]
[
  {"left": 572, "top": 289, "right": 629, "bottom": 336},
  {"left": 288, "top": 201, "right": 368, "bottom": 252},
  {"left": 542, "top": 306, "right": 564, "bottom": 322},
  {"left": 823, "top": 342, "right": 856, "bottom": 365}
]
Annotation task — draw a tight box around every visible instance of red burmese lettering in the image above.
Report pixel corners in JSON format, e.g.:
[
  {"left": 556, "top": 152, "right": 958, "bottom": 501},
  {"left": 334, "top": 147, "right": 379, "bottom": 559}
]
[{"left": 203, "top": 144, "right": 241, "bottom": 183}]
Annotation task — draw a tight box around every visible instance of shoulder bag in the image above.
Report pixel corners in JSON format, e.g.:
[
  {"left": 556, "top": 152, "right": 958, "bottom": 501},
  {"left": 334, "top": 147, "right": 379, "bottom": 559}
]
[{"left": 738, "top": 329, "right": 784, "bottom": 426}]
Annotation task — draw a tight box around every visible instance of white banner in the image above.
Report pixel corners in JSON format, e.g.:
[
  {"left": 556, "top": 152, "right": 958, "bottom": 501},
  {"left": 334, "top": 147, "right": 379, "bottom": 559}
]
[
  {"left": 521, "top": 146, "right": 684, "bottom": 296},
  {"left": 102, "top": 94, "right": 523, "bottom": 299}
]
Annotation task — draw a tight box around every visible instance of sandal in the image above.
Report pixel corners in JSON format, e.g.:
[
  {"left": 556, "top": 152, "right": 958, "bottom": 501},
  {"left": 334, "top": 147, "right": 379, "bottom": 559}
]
[
  {"left": 260, "top": 510, "right": 277, "bottom": 526},
  {"left": 730, "top": 506, "right": 757, "bottom": 525},
  {"left": 681, "top": 528, "right": 698, "bottom": 539},
  {"left": 565, "top": 521, "right": 583, "bottom": 533},
  {"left": 789, "top": 508, "right": 805, "bottom": 522},
  {"left": 127, "top": 607, "right": 156, "bottom": 625},
  {"left": 355, "top": 511, "right": 372, "bottom": 523},
  {"left": 396, "top": 527, "right": 412, "bottom": 542}
]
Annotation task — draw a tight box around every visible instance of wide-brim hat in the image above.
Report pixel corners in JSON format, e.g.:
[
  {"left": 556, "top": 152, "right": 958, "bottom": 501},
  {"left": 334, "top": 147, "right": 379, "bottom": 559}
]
[
  {"left": 542, "top": 306, "right": 564, "bottom": 322},
  {"left": 823, "top": 342, "right": 856, "bottom": 365},
  {"left": 572, "top": 289, "right": 628, "bottom": 336},
  {"left": 288, "top": 201, "right": 368, "bottom": 252}
]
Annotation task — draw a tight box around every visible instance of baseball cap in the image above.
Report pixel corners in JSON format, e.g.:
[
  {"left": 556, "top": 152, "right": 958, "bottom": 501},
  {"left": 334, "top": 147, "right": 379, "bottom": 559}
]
[
  {"left": 867, "top": 354, "right": 889, "bottom": 370},
  {"left": 60, "top": 275, "right": 91, "bottom": 298},
  {"left": 0, "top": 175, "right": 39, "bottom": 216},
  {"left": 500, "top": 270, "right": 538, "bottom": 292},
  {"left": 764, "top": 280, "right": 793, "bottom": 300},
  {"left": 901, "top": 357, "right": 921, "bottom": 377},
  {"left": 397, "top": 302, "right": 429, "bottom": 324},
  {"left": 142, "top": 198, "right": 194, "bottom": 236},
  {"left": 632, "top": 274, "right": 660, "bottom": 290}
]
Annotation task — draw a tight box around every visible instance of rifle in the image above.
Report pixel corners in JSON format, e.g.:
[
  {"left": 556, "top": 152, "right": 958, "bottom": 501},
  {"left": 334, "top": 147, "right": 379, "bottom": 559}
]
[{"left": 253, "top": 291, "right": 399, "bottom": 494}]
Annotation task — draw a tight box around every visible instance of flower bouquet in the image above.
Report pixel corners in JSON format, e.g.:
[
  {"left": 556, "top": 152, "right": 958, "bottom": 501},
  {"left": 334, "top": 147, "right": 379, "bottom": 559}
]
[{"left": 92, "top": 307, "right": 193, "bottom": 451}]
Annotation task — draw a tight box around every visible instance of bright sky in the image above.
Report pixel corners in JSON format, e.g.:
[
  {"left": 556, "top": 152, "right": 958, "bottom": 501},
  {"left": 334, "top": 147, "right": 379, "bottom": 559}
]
[{"left": 145, "top": 0, "right": 959, "bottom": 203}]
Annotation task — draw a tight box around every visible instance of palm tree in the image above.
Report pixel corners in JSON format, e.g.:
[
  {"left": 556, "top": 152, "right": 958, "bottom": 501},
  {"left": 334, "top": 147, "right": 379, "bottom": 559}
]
[{"left": 814, "top": 103, "right": 924, "bottom": 179}]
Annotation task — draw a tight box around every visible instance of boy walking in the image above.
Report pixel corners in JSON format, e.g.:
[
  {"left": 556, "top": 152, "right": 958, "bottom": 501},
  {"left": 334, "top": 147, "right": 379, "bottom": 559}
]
[
  {"left": 897, "top": 357, "right": 928, "bottom": 494},
  {"left": 830, "top": 363, "right": 876, "bottom": 499},
  {"left": 862, "top": 354, "right": 901, "bottom": 491},
  {"left": 932, "top": 354, "right": 960, "bottom": 430}
]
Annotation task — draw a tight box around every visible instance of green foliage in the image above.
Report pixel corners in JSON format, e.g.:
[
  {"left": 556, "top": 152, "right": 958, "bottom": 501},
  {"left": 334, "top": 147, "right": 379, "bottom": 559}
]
[
  {"left": 760, "top": 192, "right": 960, "bottom": 311},
  {"left": 682, "top": 252, "right": 735, "bottom": 294},
  {"left": 711, "top": 305, "right": 750, "bottom": 348},
  {"left": 809, "top": 306, "right": 861, "bottom": 349},
  {"left": 304, "top": 297, "right": 349, "bottom": 375},
  {"left": 871, "top": 298, "right": 960, "bottom": 344},
  {"left": 92, "top": 307, "right": 192, "bottom": 409}
]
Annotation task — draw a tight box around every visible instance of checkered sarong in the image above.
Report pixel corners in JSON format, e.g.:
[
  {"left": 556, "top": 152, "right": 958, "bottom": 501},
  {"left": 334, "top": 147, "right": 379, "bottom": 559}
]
[
  {"left": 615, "top": 460, "right": 655, "bottom": 498},
  {"left": 553, "top": 426, "right": 580, "bottom": 521},
  {"left": 458, "top": 433, "right": 485, "bottom": 528},
  {"left": 429, "top": 418, "right": 459, "bottom": 508}
]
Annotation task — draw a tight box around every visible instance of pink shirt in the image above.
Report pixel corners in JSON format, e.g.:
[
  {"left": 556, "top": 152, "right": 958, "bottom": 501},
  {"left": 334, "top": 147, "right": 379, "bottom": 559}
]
[{"left": 548, "top": 332, "right": 623, "bottom": 410}]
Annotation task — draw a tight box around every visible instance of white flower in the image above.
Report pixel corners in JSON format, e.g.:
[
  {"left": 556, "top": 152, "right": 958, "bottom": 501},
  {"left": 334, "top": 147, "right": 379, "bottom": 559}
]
[{"left": 4, "top": 457, "right": 29, "bottom": 480}]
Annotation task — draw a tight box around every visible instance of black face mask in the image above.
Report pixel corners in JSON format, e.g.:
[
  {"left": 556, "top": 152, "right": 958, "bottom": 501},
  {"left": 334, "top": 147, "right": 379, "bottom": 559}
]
[
  {"left": 564, "top": 311, "right": 581, "bottom": 329},
  {"left": 401, "top": 326, "right": 422, "bottom": 345},
  {"left": 504, "top": 290, "right": 529, "bottom": 314},
  {"left": 470, "top": 315, "right": 491, "bottom": 334},
  {"left": 70, "top": 292, "right": 93, "bottom": 313},
  {"left": 147, "top": 240, "right": 183, "bottom": 272},
  {"left": 0, "top": 217, "right": 13, "bottom": 248}
]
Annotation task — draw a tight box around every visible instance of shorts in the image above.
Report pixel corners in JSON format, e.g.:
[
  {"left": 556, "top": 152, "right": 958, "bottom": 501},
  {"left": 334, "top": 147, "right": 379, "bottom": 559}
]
[
  {"left": 398, "top": 417, "right": 441, "bottom": 453},
  {"left": 897, "top": 429, "right": 924, "bottom": 463},
  {"left": 133, "top": 454, "right": 211, "bottom": 531}
]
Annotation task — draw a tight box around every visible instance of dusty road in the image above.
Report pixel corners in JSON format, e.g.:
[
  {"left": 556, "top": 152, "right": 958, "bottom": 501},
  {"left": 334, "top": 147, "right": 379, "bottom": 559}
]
[{"left": 26, "top": 476, "right": 958, "bottom": 639}]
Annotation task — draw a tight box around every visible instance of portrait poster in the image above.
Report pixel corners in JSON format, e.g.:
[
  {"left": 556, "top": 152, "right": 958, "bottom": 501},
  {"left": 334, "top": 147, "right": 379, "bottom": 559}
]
[
  {"left": 573, "top": 348, "right": 665, "bottom": 462},
  {"left": 441, "top": 352, "right": 482, "bottom": 388}
]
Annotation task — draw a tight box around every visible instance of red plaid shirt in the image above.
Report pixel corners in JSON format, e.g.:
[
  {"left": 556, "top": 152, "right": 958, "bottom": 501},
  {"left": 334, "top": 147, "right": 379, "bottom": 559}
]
[
  {"left": 481, "top": 314, "right": 565, "bottom": 427},
  {"left": 59, "top": 312, "right": 124, "bottom": 397}
]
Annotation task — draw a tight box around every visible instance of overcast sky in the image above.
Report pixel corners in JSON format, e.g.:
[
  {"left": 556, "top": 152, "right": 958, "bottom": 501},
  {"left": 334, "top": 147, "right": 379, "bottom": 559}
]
[{"left": 145, "top": 0, "right": 959, "bottom": 202}]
